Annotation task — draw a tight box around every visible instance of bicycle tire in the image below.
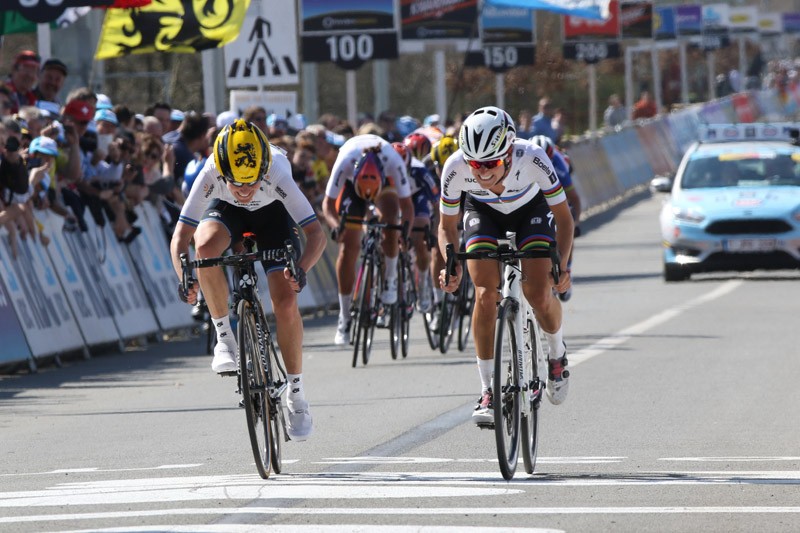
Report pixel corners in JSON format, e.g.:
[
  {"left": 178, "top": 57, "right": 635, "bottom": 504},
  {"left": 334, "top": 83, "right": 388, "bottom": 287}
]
[
  {"left": 362, "top": 259, "right": 379, "bottom": 366},
  {"left": 438, "top": 292, "right": 457, "bottom": 354},
  {"left": 400, "top": 257, "right": 415, "bottom": 358},
  {"left": 259, "top": 313, "right": 285, "bottom": 475},
  {"left": 521, "top": 317, "right": 542, "bottom": 475},
  {"left": 237, "top": 299, "right": 272, "bottom": 479},
  {"left": 493, "top": 298, "right": 521, "bottom": 481},
  {"left": 389, "top": 302, "right": 400, "bottom": 360},
  {"left": 351, "top": 260, "right": 370, "bottom": 368},
  {"left": 457, "top": 273, "right": 475, "bottom": 352}
]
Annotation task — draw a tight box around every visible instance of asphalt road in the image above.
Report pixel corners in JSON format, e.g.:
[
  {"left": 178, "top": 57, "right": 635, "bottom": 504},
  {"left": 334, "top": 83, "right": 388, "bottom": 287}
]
[{"left": 3, "top": 191, "right": 800, "bottom": 533}]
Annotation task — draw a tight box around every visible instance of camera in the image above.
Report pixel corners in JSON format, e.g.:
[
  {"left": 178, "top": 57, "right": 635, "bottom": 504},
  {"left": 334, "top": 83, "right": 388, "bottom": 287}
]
[{"left": 4, "top": 136, "right": 20, "bottom": 152}]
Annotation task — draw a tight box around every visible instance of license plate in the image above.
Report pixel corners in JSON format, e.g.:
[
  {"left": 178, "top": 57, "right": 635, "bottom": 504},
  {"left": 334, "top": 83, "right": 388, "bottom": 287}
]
[{"left": 724, "top": 238, "right": 777, "bottom": 253}]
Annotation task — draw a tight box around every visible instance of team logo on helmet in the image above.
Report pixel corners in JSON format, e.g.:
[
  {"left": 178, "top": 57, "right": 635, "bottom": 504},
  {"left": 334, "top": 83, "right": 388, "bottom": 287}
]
[{"left": 234, "top": 142, "right": 257, "bottom": 169}]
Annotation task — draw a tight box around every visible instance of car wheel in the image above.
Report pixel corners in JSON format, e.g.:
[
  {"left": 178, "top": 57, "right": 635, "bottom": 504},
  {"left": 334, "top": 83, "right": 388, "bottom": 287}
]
[{"left": 664, "top": 263, "right": 690, "bottom": 282}]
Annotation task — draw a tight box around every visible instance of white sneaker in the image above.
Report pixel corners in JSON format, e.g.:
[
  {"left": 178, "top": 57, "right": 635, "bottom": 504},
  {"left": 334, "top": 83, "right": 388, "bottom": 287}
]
[
  {"left": 546, "top": 353, "right": 570, "bottom": 405},
  {"left": 334, "top": 318, "right": 350, "bottom": 346},
  {"left": 381, "top": 277, "right": 398, "bottom": 305},
  {"left": 287, "top": 401, "right": 313, "bottom": 441},
  {"left": 417, "top": 280, "right": 433, "bottom": 313},
  {"left": 211, "top": 342, "right": 237, "bottom": 373}
]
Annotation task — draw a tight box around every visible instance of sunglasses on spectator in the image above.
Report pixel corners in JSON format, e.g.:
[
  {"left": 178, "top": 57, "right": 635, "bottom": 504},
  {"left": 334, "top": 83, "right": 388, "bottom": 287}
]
[
  {"left": 466, "top": 158, "right": 506, "bottom": 170},
  {"left": 225, "top": 178, "right": 260, "bottom": 188},
  {"left": 146, "top": 151, "right": 161, "bottom": 160}
]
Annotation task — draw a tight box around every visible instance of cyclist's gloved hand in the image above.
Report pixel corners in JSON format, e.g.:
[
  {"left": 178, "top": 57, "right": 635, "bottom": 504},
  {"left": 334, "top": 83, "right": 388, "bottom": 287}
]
[
  {"left": 286, "top": 266, "right": 307, "bottom": 292},
  {"left": 177, "top": 281, "right": 192, "bottom": 304},
  {"left": 574, "top": 225, "right": 582, "bottom": 238}
]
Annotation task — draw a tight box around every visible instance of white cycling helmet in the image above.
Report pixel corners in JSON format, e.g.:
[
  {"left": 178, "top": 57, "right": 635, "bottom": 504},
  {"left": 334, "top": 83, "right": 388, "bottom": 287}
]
[
  {"left": 459, "top": 106, "right": 516, "bottom": 162},
  {"left": 530, "top": 135, "right": 555, "bottom": 158}
]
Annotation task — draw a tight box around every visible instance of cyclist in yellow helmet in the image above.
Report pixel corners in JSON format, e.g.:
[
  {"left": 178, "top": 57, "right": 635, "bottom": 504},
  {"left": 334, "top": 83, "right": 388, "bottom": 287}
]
[{"left": 170, "top": 119, "right": 327, "bottom": 442}]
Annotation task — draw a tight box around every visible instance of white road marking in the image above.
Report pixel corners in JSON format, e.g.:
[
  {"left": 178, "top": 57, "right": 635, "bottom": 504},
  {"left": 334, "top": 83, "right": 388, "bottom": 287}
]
[
  {"left": 0, "top": 464, "right": 204, "bottom": 478},
  {"left": 568, "top": 280, "right": 742, "bottom": 366},
  {"left": 7, "top": 505, "right": 800, "bottom": 526},
  {"left": 660, "top": 457, "right": 800, "bottom": 462},
  {"left": 48, "top": 526, "right": 555, "bottom": 533}
]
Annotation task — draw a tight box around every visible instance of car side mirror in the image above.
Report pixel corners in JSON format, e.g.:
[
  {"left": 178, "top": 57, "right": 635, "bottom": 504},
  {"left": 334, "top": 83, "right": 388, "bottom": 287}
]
[{"left": 650, "top": 175, "right": 673, "bottom": 193}]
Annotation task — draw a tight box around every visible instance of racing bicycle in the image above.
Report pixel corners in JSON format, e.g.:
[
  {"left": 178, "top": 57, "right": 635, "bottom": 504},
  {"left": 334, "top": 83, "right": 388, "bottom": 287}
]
[
  {"left": 180, "top": 234, "right": 297, "bottom": 479},
  {"left": 446, "top": 239, "right": 561, "bottom": 480}
]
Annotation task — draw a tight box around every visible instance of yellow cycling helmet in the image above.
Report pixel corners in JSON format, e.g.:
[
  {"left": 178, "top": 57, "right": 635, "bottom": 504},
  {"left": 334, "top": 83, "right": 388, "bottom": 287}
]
[
  {"left": 214, "top": 119, "right": 271, "bottom": 185},
  {"left": 430, "top": 136, "right": 458, "bottom": 169}
]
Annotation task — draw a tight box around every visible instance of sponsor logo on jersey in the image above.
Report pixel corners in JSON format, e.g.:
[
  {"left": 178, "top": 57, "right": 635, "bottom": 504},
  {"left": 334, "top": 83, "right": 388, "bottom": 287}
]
[
  {"left": 533, "top": 156, "right": 550, "bottom": 174},
  {"left": 465, "top": 177, "right": 476, "bottom": 183},
  {"left": 516, "top": 148, "right": 524, "bottom": 158},
  {"left": 275, "top": 185, "right": 287, "bottom": 199},
  {"left": 443, "top": 170, "right": 457, "bottom": 191},
  {"left": 203, "top": 183, "right": 214, "bottom": 198},
  {"left": 469, "top": 217, "right": 480, "bottom": 227},
  {"left": 530, "top": 216, "right": 542, "bottom": 225}
]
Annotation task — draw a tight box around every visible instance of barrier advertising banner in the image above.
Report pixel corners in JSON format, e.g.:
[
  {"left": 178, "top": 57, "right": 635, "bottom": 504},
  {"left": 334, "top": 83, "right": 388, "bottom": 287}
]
[
  {"left": 0, "top": 243, "right": 31, "bottom": 366},
  {"left": 0, "top": 227, "right": 83, "bottom": 358},
  {"left": 676, "top": 5, "right": 702, "bottom": 36},
  {"left": 42, "top": 214, "right": 120, "bottom": 347},
  {"left": 654, "top": 5, "right": 676, "bottom": 40},
  {"left": 620, "top": 1, "right": 652, "bottom": 40},
  {"left": 126, "top": 204, "right": 194, "bottom": 331}
]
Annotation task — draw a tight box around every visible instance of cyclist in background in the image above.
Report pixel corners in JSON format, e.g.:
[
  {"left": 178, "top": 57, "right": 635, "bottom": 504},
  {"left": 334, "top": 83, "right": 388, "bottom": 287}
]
[
  {"left": 427, "top": 136, "right": 459, "bottom": 319},
  {"left": 391, "top": 141, "right": 439, "bottom": 312},
  {"left": 321, "top": 134, "right": 414, "bottom": 346},
  {"left": 438, "top": 107, "right": 574, "bottom": 425},
  {"left": 530, "top": 135, "right": 582, "bottom": 302},
  {"left": 170, "top": 119, "right": 327, "bottom": 442}
]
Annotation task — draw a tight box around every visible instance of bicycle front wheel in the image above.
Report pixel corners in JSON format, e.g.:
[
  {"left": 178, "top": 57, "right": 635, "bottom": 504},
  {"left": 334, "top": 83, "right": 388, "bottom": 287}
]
[
  {"left": 351, "top": 260, "right": 371, "bottom": 368},
  {"left": 361, "top": 261, "right": 379, "bottom": 366},
  {"left": 259, "top": 315, "right": 286, "bottom": 475},
  {"left": 237, "top": 299, "right": 272, "bottom": 479},
  {"left": 493, "top": 299, "right": 521, "bottom": 481},
  {"left": 521, "top": 317, "right": 542, "bottom": 475},
  {"left": 438, "top": 292, "right": 457, "bottom": 354},
  {"left": 400, "top": 257, "right": 415, "bottom": 359}
]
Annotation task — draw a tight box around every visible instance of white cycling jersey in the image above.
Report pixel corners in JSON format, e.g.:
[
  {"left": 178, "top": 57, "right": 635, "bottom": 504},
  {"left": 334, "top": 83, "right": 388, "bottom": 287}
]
[
  {"left": 325, "top": 134, "right": 412, "bottom": 199},
  {"left": 439, "top": 139, "right": 567, "bottom": 216},
  {"left": 177, "top": 148, "right": 317, "bottom": 229}
]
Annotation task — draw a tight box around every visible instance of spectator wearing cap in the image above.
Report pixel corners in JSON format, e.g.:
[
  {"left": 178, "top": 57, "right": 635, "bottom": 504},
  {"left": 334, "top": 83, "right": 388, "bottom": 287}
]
[
  {"left": 267, "top": 113, "right": 289, "bottom": 137},
  {"left": 242, "top": 105, "right": 268, "bottom": 135},
  {"left": 27, "top": 135, "right": 62, "bottom": 224},
  {"left": 58, "top": 96, "right": 96, "bottom": 229},
  {"left": 94, "top": 109, "right": 119, "bottom": 155},
  {"left": 96, "top": 94, "right": 113, "bottom": 110},
  {"left": 215, "top": 110, "right": 238, "bottom": 130},
  {"left": 34, "top": 58, "right": 67, "bottom": 105},
  {"left": 168, "top": 109, "right": 184, "bottom": 133},
  {"left": 7, "top": 50, "right": 40, "bottom": 114}
]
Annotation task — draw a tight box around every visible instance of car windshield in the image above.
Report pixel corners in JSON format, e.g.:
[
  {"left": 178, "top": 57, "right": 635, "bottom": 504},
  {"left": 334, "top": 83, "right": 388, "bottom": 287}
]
[{"left": 681, "top": 152, "right": 800, "bottom": 189}]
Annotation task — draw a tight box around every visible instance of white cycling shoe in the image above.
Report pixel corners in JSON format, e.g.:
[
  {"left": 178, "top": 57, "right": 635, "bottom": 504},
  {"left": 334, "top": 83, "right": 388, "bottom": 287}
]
[
  {"left": 287, "top": 401, "right": 314, "bottom": 442},
  {"left": 381, "top": 277, "right": 398, "bottom": 305},
  {"left": 334, "top": 318, "right": 350, "bottom": 346},
  {"left": 211, "top": 342, "right": 237, "bottom": 373}
]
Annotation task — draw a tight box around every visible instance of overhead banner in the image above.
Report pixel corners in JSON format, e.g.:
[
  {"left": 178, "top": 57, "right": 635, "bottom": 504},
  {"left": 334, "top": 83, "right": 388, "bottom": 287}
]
[
  {"left": 653, "top": 5, "right": 675, "bottom": 40},
  {"left": 300, "top": 0, "right": 398, "bottom": 70},
  {"left": 465, "top": 6, "right": 536, "bottom": 72},
  {"left": 484, "top": 0, "right": 611, "bottom": 21},
  {"left": 728, "top": 6, "right": 758, "bottom": 34},
  {"left": 620, "top": 1, "right": 652, "bottom": 40},
  {"left": 759, "top": 13, "right": 783, "bottom": 37},
  {"left": 400, "top": 0, "right": 479, "bottom": 41},
  {"left": 675, "top": 5, "right": 702, "bottom": 36},
  {"left": 563, "top": 0, "right": 619, "bottom": 40},
  {"left": 224, "top": 0, "right": 299, "bottom": 88}
]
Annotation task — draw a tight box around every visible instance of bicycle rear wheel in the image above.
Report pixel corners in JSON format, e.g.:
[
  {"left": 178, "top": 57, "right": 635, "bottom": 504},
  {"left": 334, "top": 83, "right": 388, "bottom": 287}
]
[
  {"left": 389, "top": 302, "right": 400, "bottom": 360},
  {"left": 521, "top": 317, "right": 542, "bottom": 475},
  {"left": 361, "top": 261, "right": 379, "bottom": 366},
  {"left": 237, "top": 299, "right": 272, "bottom": 479},
  {"left": 400, "top": 257, "right": 415, "bottom": 358},
  {"left": 493, "top": 299, "right": 521, "bottom": 481}
]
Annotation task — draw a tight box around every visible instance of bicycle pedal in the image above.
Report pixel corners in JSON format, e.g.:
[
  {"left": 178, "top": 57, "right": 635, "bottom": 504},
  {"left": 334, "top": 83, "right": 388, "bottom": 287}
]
[
  {"left": 476, "top": 422, "right": 495, "bottom": 430},
  {"left": 218, "top": 371, "right": 237, "bottom": 377}
]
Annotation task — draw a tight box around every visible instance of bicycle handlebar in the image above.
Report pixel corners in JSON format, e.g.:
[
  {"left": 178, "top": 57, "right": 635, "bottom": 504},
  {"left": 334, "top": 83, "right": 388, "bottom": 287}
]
[{"left": 444, "top": 242, "right": 561, "bottom": 286}]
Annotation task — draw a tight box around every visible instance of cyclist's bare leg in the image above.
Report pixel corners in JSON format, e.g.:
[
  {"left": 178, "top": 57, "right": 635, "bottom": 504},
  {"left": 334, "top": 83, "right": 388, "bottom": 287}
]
[
  {"left": 335, "top": 226, "right": 362, "bottom": 295},
  {"left": 267, "top": 270, "right": 303, "bottom": 374},
  {"left": 520, "top": 258, "right": 562, "bottom": 334},
  {"left": 193, "top": 220, "right": 232, "bottom": 319},
  {"left": 468, "top": 258, "right": 502, "bottom": 360},
  {"left": 412, "top": 215, "right": 431, "bottom": 271},
  {"left": 376, "top": 193, "right": 400, "bottom": 258}
]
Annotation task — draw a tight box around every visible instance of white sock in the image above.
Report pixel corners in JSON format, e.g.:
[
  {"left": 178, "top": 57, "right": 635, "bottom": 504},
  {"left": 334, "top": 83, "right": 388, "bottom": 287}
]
[
  {"left": 384, "top": 255, "right": 398, "bottom": 281},
  {"left": 477, "top": 357, "right": 493, "bottom": 394},
  {"left": 338, "top": 293, "right": 352, "bottom": 323},
  {"left": 433, "top": 288, "right": 443, "bottom": 304},
  {"left": 543, "top": 326, "right": 566, "bottom": 359},
  {"left": 287, "top": 373, "right": 307, "bottom": 410},
  {"left": 213, "top": 315, "right": 234, "bottom": 345},
  {"left": 419, "top": 268, "right": 430, "bottom": 290}
]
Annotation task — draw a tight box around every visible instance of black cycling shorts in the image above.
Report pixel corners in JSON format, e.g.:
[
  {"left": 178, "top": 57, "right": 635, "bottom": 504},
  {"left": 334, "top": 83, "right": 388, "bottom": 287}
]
[
  {"left": 201, "top": 200, "right": 301, "bottom": 273},
  {"left": 462, "top": 192, "right": 555, "bottom": 257}
]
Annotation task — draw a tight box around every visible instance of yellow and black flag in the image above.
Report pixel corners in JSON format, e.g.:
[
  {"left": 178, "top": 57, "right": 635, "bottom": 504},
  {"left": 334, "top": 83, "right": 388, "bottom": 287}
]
[{"left": 95, "top": 0, "right": 250, "bottom": 59}]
